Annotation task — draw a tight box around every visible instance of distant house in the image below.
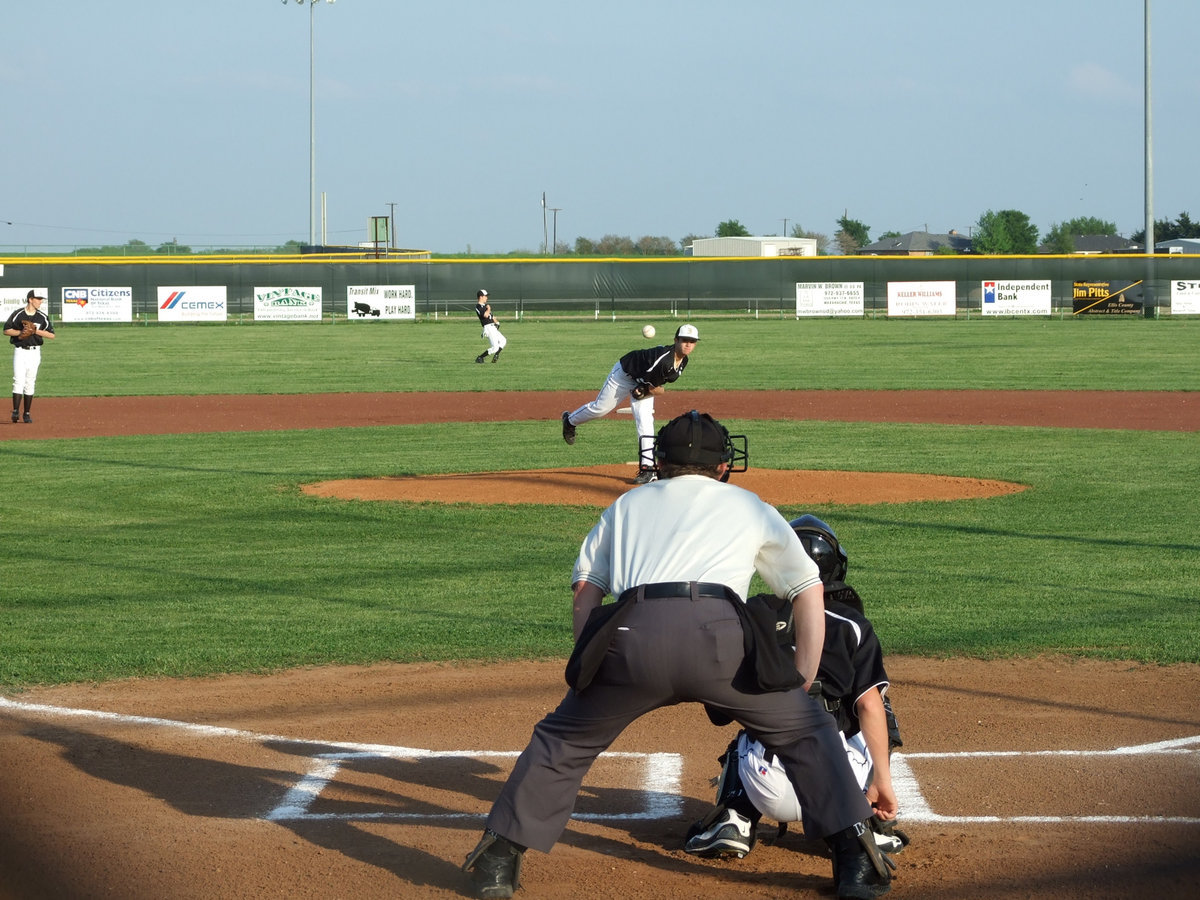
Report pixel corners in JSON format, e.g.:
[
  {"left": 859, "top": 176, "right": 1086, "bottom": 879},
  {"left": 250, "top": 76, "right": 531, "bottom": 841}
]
[
  {"left": 687, "top": 236, "right": 817, "bottom": 257},
  {"left": 1037, "top": 234, "right": 1142, "bottom": 254},
  {"left": 857, "top": 230, "right": 973, "bottom": 256},
  {"left": 1155, "top": 238, "right": 1200, "bottom": 254}
]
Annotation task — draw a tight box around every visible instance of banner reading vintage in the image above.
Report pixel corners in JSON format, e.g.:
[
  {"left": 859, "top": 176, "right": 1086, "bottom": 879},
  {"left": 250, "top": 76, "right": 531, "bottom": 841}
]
[{"left": 254, "top": 287, "right": 323, "bottom": 321}]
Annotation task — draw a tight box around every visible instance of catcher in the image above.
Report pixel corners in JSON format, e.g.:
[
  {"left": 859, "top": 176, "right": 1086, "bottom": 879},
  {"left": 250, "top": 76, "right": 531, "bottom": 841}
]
[
  {"left": 685, "top": 514, "right": 910, "bottom": 860},
  {"left": 4, "top": 290, "right": 56, "bottom": 424}
]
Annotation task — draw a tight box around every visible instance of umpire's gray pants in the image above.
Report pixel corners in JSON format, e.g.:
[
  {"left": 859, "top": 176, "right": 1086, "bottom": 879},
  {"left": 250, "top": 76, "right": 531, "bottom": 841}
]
[{"left": 484, "top": 594, "right": 873, "bottom": 853}]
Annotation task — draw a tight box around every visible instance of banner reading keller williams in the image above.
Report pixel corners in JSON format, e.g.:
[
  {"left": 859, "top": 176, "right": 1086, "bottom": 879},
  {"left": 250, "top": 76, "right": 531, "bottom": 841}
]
[
  {"left": 980, "top": 280, "right": 1052, "bottom": 316},
  {"left": 157, "top": 286, "right": 228, "bottom": 322},
  {"left": 61, "top": 287, "right": 134, "bottom": 323},
  {"left": 346, "top": 285, "right": 417, "bottom": 320},
  {"left": 886, "top": 281, "right": 957, "bottom": 317}
]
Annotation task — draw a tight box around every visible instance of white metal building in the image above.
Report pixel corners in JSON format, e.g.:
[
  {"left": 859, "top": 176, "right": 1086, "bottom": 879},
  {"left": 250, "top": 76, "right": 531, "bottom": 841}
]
[{"left": 688, "top": 236, "right": 818, "bottom": 257}]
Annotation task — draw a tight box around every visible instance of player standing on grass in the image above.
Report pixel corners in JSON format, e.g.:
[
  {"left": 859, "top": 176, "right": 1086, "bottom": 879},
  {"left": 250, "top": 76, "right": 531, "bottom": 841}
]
[{"left": 474, "top": 290, "right": 507, "bottom": 363}]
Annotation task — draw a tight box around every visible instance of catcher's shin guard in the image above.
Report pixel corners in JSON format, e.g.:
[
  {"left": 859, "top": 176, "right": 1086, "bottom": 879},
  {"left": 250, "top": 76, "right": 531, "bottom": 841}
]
[
  {"left": 463, "top": 829, "right": 524, "bottom": 899},
  {"left": 826, "top": 820, "right": 895, "bottom": 899}
]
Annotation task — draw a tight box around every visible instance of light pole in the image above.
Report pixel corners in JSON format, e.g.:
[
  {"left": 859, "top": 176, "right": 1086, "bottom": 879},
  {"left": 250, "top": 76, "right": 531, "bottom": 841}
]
[
  {"left": 286, "top": 0, "right": 337, "bottom": 248},
  {"left": 550, "top": 208, "right": 562, "bottom": 254},
  {"left": 387, "top": 201, "right": 397, "bottom": 250}
]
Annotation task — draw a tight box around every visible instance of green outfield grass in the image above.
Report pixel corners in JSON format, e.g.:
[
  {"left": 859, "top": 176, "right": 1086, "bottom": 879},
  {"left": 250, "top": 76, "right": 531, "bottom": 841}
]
[
  {"left": 2, "top": 318, "right": 1198, "bottom": 687},
  {"left": 38, "top": 316, "right": 1200, "bottom": 396}
]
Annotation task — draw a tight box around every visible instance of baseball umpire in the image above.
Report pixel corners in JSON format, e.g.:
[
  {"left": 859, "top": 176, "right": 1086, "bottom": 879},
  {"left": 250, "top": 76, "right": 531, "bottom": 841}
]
[
  {"left": 463, "top": 411, "right": 895, "bottom": 899},
  {"left": 474, "top": 289, "right": 507, "bottom": 363},
  {"left": 4, "top": 290, "right": 56, "bottom": 424},
  {"left": 560, "top": 324, "right": 699, "bottom": 484},
  {"left": 684, "top": 514, "right": 909, "bottom": 860}
]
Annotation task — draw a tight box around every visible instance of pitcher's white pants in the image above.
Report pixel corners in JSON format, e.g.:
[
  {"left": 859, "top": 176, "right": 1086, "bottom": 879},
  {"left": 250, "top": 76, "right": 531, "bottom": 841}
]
[{"left": 567, "top": 361, "right": 656, "bottom": 468}]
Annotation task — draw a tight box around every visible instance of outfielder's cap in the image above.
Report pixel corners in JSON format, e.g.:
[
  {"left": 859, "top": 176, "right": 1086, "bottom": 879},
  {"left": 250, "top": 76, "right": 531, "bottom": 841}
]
[
  {"left": 26, "top": 290, "right": 45, "bottom": 300},
  {"left": 674, "top": 323, "right": 700, "bottom": 341},
  {"left": 478, "top": 289, "right": 488, "bottom": 297},
  {"left": 655, "top": 409, "right": 729, "bottom": 466}
]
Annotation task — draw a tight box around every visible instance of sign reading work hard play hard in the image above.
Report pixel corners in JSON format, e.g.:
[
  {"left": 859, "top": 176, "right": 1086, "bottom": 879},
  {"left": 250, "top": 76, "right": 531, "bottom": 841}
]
[
  {"left": 1072, "top": 280, "right": 1143, "bottom": 315},
  {"left": 347, "top": 285, "right": 416, "bottom": 320}
]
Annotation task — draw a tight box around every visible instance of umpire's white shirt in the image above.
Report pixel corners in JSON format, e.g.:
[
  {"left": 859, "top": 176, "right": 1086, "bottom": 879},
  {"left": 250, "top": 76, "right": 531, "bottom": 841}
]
[{"left": 572, "top": 475, "right": 820, "bottom": 601}]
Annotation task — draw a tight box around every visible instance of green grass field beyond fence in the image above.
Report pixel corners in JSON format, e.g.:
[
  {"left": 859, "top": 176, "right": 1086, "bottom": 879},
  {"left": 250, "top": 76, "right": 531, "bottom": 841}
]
[{"left": 1, "top": 318, "right": 1197, "bottom": 687}]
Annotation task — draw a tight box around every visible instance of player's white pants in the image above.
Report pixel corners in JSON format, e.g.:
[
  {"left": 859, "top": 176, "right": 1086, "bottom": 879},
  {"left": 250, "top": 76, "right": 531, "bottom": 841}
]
[
  {"left": 567, "top": 361, "right": 656, "bottom": 468},
  {"left": 12, "top": 347, "right": 42, "bottom": 395},
  {"left": 481, "top": 323, "right": 507, "bottom": 355},
  {"left": 738, "top": 730, "right": 873, "bottom": 824}
]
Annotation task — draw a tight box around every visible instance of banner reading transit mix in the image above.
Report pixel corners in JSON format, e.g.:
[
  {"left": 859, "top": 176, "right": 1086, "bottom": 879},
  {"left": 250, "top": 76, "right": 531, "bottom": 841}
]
[
  {"left": 795, "top": 282, "right": 864, "bottom": 317},
  {"left": 346, "top": 285, "right": 417, "bottom": 320},
  {"left": 980, "top": 280, "right": 1052, "bottom": 316}
]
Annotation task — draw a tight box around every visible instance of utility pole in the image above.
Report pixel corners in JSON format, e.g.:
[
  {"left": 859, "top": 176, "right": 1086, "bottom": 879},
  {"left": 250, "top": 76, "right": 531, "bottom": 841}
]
[
  {"left": 387, "top": 202, "right": 397, "bottom": 250},
  {"left": 550, "top": 208, "right": 562, "bottom": 254}
]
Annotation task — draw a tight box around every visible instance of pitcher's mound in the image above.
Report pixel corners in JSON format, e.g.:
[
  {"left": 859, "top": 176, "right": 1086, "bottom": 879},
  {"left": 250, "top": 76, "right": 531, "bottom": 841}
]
[{"left": 303, "top": 465, "right": 1025, "bottom": 507}]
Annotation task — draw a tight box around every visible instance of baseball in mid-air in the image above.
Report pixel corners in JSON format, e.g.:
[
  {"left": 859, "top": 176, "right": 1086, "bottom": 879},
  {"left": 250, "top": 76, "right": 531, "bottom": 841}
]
[{"left": 642, "top": 324, "right": 656, "bottom": 339}]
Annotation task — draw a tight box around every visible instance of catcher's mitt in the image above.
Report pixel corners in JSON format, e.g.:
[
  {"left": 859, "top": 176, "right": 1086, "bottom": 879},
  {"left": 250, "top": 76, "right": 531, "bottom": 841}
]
[
  {"left": 630, "top": 381, "right": 652, "bottom": 401},
  {"left": 18, "top": 320, "right": 38, "bottom": 340}
]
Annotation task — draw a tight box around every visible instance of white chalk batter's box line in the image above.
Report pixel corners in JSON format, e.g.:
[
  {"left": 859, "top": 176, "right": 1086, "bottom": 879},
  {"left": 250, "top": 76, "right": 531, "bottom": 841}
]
[{"left": 3, "top": 697, "right": 1199, "bottom": 827}]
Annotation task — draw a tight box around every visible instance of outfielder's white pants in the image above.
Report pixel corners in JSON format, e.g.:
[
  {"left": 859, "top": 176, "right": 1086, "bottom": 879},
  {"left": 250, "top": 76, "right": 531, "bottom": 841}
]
[
  {"left": 12, "top": 347, "right": 41, "bottom": 395},
  {"left": 482, "top": 323, "right": 507, "bottom": 355},
  {"left": 567, "top": 361, "right": 656, "bottom": 467},
  {"left": 739, "top": 730, "right": 874, "bottom": 824}
]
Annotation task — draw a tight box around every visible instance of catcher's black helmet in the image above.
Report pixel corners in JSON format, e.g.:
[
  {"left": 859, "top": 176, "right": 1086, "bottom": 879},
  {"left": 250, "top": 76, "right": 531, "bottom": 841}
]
[
  {"left": 789, "top": 514, "right": 848, "bottom": 584},
  {"left": 653, "top": 410, "right": 748, "bottom": 474}
]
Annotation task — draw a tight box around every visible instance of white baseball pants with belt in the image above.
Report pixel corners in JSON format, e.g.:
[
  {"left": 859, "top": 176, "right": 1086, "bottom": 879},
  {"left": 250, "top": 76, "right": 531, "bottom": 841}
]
[{"left": 12, "top": 346, "right": 42, "bottom": 395}]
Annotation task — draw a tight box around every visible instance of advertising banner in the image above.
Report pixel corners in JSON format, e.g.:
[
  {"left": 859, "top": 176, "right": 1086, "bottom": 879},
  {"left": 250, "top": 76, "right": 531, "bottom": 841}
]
[
  {"left": 795, "top": 282, "right": 864, "bottom": 317},
  {"left": 1071, "top": 281, "right": 1142, "bottom": 315},
  {"left": 980, "top": 280, "right": 1052, "bottom": 316},
  {"left": 1, "top": 287, "right": 47, "bottom": 321},
  {"left": 887, "top": 281, "right": 957, "bottom": 317},
  {"left": 254, "top": 287, "right": 323, "bottom": 321},
  {"left": 61, "top": 287, "right": 134, "bottom": 323},
  {"left": 347, "top": 285, "right": 416, "bottom": 320},
  {"left": 157, "top": 286, "right": 228, "bottom": 322},
  {"left": 1170, "top": 280, "right": 1200, "bottom": 315}
]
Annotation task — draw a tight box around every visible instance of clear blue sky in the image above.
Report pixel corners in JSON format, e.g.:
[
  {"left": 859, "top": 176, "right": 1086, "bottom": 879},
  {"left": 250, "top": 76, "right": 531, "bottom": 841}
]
[{"left": 2, "top": 0, "right": 1195, "bottom": 254}]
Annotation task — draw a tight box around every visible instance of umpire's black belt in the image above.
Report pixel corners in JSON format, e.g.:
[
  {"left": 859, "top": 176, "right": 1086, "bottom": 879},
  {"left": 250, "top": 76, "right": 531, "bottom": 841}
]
[{"left": 620, "top": 581, "right": 738, "bottom": 603}]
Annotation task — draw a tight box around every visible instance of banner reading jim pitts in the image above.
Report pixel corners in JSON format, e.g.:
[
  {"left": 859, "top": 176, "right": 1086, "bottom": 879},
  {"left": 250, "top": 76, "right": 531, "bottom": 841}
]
[{"left": 1072, "top": 280, "right": 1143, "bottom": 315}]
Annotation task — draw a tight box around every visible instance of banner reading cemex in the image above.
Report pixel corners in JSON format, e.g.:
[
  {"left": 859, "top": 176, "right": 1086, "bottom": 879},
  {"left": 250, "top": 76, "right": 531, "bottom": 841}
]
[
  {"left": 254, "top": 287, "right": 323, "bottom": 321},
  {"left": 980, "top": 280, "right": 1052, "bottom": 316},
  {"left": 887, "top": 281, "right": 957, "bottom": 316},
  {"left": 347, "top": 285, "right": 416, "bottom": 320},
  {"left": 61, "top": 287, "right": 134, "bottom": 322},
  {"left": 795, "top": 282, "right": 864, "bottom": 317},
  {"left": 157, "top": 286, "right": 228, "bottom": 322},
  {"left": 1171, "top": 280, "right": 1200, "bottom": 314}
]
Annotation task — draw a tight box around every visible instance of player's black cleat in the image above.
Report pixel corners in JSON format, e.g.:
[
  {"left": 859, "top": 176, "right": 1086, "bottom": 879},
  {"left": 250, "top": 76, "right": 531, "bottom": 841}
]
[
  {"left": 684, "top": 808, "right": 754, "bottom": 858},
  {"left": 561, "top": 412, "right": 576, "bottom": 445},
  {"left": 475, "top": 353, "right": 487, "bottom": 364},
  {"left": 632, "top": 467, "right": 657, "bottom": 485},
  {"left": 22, "top": 413, "right": 32, "bottom": 424},
  {"left": 492, "top": 348, "right": 502, "bottom": 362}
]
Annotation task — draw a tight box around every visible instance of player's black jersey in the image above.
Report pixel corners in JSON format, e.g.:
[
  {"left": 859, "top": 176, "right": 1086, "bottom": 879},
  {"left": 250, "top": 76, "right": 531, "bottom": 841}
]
[
  {"left": 817, "top": 598, "right": 889, "bottom": 738},
  {"left": 619, "top": 345, "right": 687, "bottom": 387},
  {"left": 6, "top": 310, "right": 53, "bottom": 347},
  {"left": 475, "top": 302, "right": 496, "bottom": 326}
]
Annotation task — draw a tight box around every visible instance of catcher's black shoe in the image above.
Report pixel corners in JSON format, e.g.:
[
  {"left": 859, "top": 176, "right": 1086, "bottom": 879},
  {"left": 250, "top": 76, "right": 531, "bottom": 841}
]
[
  {"left": 463, "top": 829, "right": 524, "bottom": 899},
  {"left": 827, "top": 821, "right": 894, "bottom": 899},
  {"left": 22, "top": 413, "right": 32, "bottom": 424},
  {"left": 561, "top": 412, "right": 576, "bottom": 445},
  {"left": 475, "top": 353, "right": 487, "bottom": 364}
]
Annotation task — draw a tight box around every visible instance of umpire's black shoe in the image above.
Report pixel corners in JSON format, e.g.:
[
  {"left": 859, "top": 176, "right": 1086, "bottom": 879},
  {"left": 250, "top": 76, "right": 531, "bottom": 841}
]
[
  {"left": 463, "top": 829, "right": 524, "bottom": 899},
  {"left": 561, "top": 412, "right": 576, "bottom": 445},
  {"left": 827, "top": 821, "right": 893, "bottom": 899}
]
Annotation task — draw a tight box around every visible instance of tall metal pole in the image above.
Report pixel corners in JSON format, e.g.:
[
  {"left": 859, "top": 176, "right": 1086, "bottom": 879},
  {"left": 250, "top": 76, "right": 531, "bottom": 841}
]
[
  {"left": 309, "top": 1, "right": 316, "bottom": 247},
  {"left": 1144, "top": 0, "right": 1155, "bottom": 311},
  {"left": 388, "top": 202, "right": 397, "bottom": 250}
]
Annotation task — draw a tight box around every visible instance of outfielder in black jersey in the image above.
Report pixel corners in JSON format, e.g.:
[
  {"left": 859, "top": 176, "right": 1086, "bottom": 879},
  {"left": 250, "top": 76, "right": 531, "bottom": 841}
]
[
  {"left": 560, "top": 323, "right": 699, "bottom": 484},
  {"left": 473, "top": 289, "right": 507, "bottom": 363}
]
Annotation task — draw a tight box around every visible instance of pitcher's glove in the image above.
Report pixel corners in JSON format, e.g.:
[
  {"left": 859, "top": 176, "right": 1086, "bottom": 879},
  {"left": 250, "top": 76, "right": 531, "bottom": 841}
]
[
  {"left": 630, "top": 381, "right": 652, "bottom": 401},
  {"left": 19, "top": 320, "right": 38, "bottom": 340}
]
